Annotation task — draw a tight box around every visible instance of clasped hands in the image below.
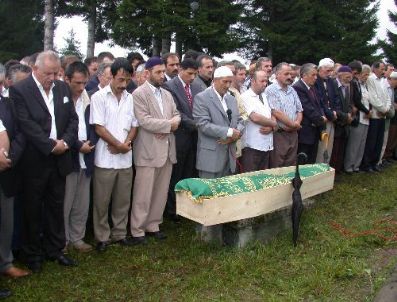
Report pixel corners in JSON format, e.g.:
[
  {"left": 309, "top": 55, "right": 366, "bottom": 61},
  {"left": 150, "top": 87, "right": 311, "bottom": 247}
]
[
  {"left": 217, "top": 129, "right": 241, "bottom": 145},
  {"left": 107, "top": 139, "right": 132, "bottom": 154},
  {"left": 51, "top": 139, "right": 69, "bottom": 155},
  {"left": 0, "top": 148, "right": 11, "bottom": 171}
]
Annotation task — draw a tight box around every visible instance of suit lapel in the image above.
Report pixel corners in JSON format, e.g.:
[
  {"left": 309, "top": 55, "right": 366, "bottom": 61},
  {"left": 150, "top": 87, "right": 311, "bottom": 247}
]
[
  {"left": 143, "top": 82, "right": 163, "bottom": 117},
  {"left": 174, "top": 78, "right": 192, "bottom": 113},
  {"left": 210, "top": 88, "right": 228, "bottom": 121},
  {"left": 28, "top": 75, "right": 50, "bottom": 115},
  {"left": 53, "top": 82, "right": 63, "bottom": 135}
]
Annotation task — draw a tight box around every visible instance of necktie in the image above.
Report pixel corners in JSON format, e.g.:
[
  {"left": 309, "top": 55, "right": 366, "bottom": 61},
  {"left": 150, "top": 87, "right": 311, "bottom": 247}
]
[
  {"left": 185, "top": 84, "right": 193, "bottom": 109},
  {"left": 258, "top": 93, "right": 264, "bottom": 104}
]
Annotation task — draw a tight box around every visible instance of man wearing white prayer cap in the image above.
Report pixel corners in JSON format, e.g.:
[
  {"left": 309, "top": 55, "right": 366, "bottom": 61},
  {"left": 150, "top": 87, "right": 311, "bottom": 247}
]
[
  {"left": 192, "top": 66, "right": 245, "bottom": 243},
  {"left": 193, "top": 66, "right": 245, "bottom": 179}
]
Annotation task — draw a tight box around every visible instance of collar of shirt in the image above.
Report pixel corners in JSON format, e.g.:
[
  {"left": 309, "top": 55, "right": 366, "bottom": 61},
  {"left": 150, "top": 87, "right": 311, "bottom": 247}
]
[
  {"left": 212, "top": 86, "right": 227, "bottom": 103},
  {"left": 301, "top": 79, "right": 311, "bottom": 90},
  {"left": 103, "top": 84, "right": 129, "bottom": 102},
  {"left": 336, "top": 78, "right": 344, "bottom": 88},
  {"left": 146, "top": 81, "right": 162, "bottom": 96},
  {"left": 274, "top": 81, "right": 293, "bottom": 94},
  {"left": 178, "top": 75, "right": 189, "bottom": 88},
  {"left": 165, "top": 74, "right": 172, "bottom": 81},
  {"left": 32, "top": 73, "right": 55, "bottom": 94}
]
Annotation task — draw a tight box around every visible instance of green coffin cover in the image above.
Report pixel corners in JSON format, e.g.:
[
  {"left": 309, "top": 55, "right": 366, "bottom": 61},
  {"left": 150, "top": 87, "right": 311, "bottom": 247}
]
[{"left": 175, "top": 164, "right": 330, "bottom": 203}]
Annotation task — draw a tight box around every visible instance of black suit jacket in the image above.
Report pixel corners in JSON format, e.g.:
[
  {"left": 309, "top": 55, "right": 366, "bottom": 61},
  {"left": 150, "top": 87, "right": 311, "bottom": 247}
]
[
  {"left": 0, "top": 96, "right": 26, "bottom": 197},
  {"left": 293, "top": 80, "right": 325, "bottom": 145},
  {"left": 164, "top": 76, "right": 201, "bottom": 152},
  {"left": 10, "top": 75, "right": 78, "bottom": 177}
]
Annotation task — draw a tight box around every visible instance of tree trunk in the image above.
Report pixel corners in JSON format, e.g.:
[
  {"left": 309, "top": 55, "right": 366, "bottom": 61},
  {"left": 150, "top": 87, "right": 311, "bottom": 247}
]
[
  {"left": 44, "top": 0, "right": 54, "bottom": 51},
  {"left": 152, "top": 37, "right": 161, "bottom": 56},
  {"left": 86, "top": 0, "right": 96, "bottom": 58},
  {"left": 175, "top": 32, "right": 183, "bottom": 57},
  {"left": 161, "top": 35, "right": 171, "bottom": 55}
]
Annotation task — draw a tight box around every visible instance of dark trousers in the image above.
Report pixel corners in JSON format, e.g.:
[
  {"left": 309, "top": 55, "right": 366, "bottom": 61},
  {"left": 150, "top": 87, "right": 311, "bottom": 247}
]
[
  {"left": 240, "top": 147, "right": 270, "bottom": 172},
  {"left": 385, "top": 124, "right": 397, "bottom": 159},
  {"left": 21, "top": 163, "right": 66, "bottom": 262},
  {"left": 298, "top": 141, "right": 319, "bottom": 164},
  {"left": 166, "top": 147, "right": 197, "bottom": 216},
  {"left": 330, "top": 136, "right": 346, "bottom": 173},
  {"left": 361, "top": 119, "right": 385, "bottom": 170}
]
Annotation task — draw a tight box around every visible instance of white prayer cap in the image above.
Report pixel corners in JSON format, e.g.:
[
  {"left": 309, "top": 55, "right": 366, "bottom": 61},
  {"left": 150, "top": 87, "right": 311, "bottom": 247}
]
[
  {"left": 318, "top": 58, "right": 335, "bottom": 68},
  {"left": 213, "top": 66, "right": 234, "bottom": 78},
  {"left": 390, "top": 71, "right": 397, "bottom": 79}
]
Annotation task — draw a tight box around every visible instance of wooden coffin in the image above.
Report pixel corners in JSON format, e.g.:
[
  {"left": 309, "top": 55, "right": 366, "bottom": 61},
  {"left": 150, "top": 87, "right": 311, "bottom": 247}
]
[{"left": 176, "top": 164, "right": 335, "bottom": 226}]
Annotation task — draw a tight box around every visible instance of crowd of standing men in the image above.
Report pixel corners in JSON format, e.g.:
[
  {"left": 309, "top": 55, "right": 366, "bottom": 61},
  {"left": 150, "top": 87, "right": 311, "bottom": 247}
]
[{"left": 0, "top": 48, "right": 395, "bottom": 298}]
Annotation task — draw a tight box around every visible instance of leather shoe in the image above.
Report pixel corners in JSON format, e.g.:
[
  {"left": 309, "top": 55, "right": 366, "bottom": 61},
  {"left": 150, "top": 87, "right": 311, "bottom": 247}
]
[
  {"left": 48, "top": 254, "right": 77, "bottom": 267},
  {"left": 0, "top": 289, "right": 11, "bottom": 299},
  {"left": 27, "top": 261, "right": 42, "bottom": 274},
  {"left": 114, "top": 238, "right": 135, "bottom": 247},
  {"left": 3, "top": 266, "right": 30, "bottom": 278},
  {"left": 96, "top": 242, "right": 108, "bottom": 252},
  {"left": 146, "top": 231, "right": 167, "bottom": 240},
  {"left": 373, "top": 165, "right": 382, "bottom": 172},
  {"left": 130, "top": 236, "right": 147, "bottom": 245},
  {"left": 169, "top": 214, "right": 181, "bottom": 224}
]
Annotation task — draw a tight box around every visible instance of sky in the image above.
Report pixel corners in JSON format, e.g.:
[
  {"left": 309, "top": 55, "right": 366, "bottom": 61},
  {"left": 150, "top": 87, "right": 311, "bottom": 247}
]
[{"left": 54, "top": 1, "right": 396, "bottom": 64}]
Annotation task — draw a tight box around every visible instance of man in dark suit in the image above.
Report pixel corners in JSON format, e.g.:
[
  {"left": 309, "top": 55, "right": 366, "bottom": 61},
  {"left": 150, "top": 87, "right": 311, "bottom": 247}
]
[
  {"left": 163, "top": 58, "right": 201, "bottom": 221},
  {"left": 293, "top": 63, "right": 327, "bottom": 163},
  {"left": 10, "top": 50, "right": 78, "bottom": 273},
  {"left": 162, "top": 52, "right": 180, "bottom": 83},
  {"left": 192, "top": 54, "right": 214, "bottom": 92}
]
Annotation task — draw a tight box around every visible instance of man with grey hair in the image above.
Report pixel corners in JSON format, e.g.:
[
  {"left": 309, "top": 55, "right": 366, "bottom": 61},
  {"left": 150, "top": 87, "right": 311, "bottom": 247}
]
[
  {"left": 87, "top": 63, "right": 112, "bottom": 98},
  {"left": 0, "top": 64, "right": 5, "bottom": 96},
  {"left": 10, "top": 50, "right": 78, "bottom": 272},
  {"left": 255, "top": 57, "right": 273, "bottom": 77},
  {"left": 314, "top": 58, "right": 339, "bottom": 163},
  {"left": 293, "top": 63, "right": 326, "bottom": 163},
  {"left": 5, "top": 64, "right": 31, "bottom": 87},
  {"left": 265, "top": 62, "right": 303, "bottom": 168}
]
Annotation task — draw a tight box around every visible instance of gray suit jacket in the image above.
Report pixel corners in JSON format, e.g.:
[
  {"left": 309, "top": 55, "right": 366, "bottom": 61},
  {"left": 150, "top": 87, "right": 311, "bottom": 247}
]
[
  {"left": 192, "top": 76, "right": 209, "bottom": 93},
  {"left": 193, "top": 86, "right": 244, "bottom": 174}
]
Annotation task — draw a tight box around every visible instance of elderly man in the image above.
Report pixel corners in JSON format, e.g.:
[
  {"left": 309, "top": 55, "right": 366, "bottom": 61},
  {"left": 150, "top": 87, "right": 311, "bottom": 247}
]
[
  {"left": 314, "top": 58, "right": 340, "bottom": 163},
  {"left": 329, "top": 66, "right": 354, "bottom": 173},
  {"left": 265, "top": 63, "right": 303, "bottom": 168},
  {"left": 193, "top": 66, "right": 245, "bottom": 178},
  {"left": 293, "top": 63, "right": 327, "bottom": 164},
  {"left": 87, "top": 63, "right": 112, "bottom": 98},
  {"left": 193, "top": 66, "right": 244, "bottom": 243},
  {"left": 10, "top": 51, "right": 78, "bottom": 272},
  {"left": 361, "top": 62, "right": 391, "bottom": 172},
  {"left": 131, "top": 57, "right": 180, "bottom": 244},
  {"left": 241, "top": 70, "right": 276, "bottom": 171},
  {"left": 193, "top": 54, "right": 214, "bottom": 91},
  {"left": 90, "top": 58, "right": 138, "bottom": 252},
  {"left": 163, "top": 58, "right": 201, "bottom": 222}
]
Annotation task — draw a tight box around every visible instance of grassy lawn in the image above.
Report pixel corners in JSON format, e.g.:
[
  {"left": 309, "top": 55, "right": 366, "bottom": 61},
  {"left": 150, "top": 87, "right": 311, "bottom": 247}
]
[{"left": 4, "top": 164, "right": 397, "bottom": 301}]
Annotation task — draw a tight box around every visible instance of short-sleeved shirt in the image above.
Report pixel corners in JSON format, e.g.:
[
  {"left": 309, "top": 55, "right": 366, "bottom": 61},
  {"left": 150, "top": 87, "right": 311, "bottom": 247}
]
[
  {"left": 241, "top": 88, "right": 273, "bottom": 152},
  {"left": 265, "top": 82, "right": 302, "bottom": 128},
  {"left": 90, "top": 85, "right": 138, "bottom": 169}
]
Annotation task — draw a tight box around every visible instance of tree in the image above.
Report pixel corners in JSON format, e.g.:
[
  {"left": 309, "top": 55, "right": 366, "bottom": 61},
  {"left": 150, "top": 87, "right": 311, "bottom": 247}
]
[
  {"left": 110, "top": 0, "right": 244, "bottom": 57},
  {"left": 379, "top": 0, "right": 397, "bottom": 64},
  {"left": 0, "top": 0, "right": 44, "bottom": 62},
  {"left": 44, "top": 0, "right": 55, "bottom": 50},
  {"left": 59, "top": 29, "right": 84, "bottom": 59},
  {"left": 56, "top": 0, "right": 119, "bottom": 58},
  {"left": 241, "top": 0, "right": 378, "bottom": 64}
]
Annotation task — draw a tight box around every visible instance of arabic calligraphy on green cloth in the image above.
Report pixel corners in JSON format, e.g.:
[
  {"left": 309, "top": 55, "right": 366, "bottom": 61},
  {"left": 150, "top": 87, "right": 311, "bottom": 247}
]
[{"left": 175, "top": 164, "right": 330, "bottom": 203}]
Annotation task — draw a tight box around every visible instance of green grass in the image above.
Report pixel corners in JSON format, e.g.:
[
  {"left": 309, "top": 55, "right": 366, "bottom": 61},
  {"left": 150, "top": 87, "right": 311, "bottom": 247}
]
[{"left": 5, "top": 165, "right": 397, "bottom": 301}]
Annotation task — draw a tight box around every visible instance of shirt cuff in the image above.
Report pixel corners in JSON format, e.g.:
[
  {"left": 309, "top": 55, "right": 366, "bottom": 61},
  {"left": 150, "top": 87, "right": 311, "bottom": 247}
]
[{"left": 227, "top": 128, "right": 233, "bottom": 138}]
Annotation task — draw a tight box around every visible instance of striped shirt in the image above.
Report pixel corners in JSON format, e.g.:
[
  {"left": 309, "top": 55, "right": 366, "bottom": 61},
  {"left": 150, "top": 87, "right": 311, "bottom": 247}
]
[{"left": 265, "top": 82, "right": 302, "bottom": 128}]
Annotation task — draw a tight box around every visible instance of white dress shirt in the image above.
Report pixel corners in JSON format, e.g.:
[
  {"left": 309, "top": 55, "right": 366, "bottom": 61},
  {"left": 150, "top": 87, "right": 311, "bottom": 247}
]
[
  {"left": 241, "top": 88, "right": 273, "bottom": 152},
  {"left": 32, "top": 73, "right": 57, "bottom": 140},
  {"left": 212, "top": 87, "right": 233, "bottom": 137},
  {"left": 0, "top": 119, "right": 5, "bottom": 132},
  {"left": 75, "top": 96, "right": 87, "bottom": 169},
  {"left": 90, "top": 85, "right": 138, "bottom": 169},
  {"left": 147, "top": 81, "right": 164, "bottom": 115}
]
